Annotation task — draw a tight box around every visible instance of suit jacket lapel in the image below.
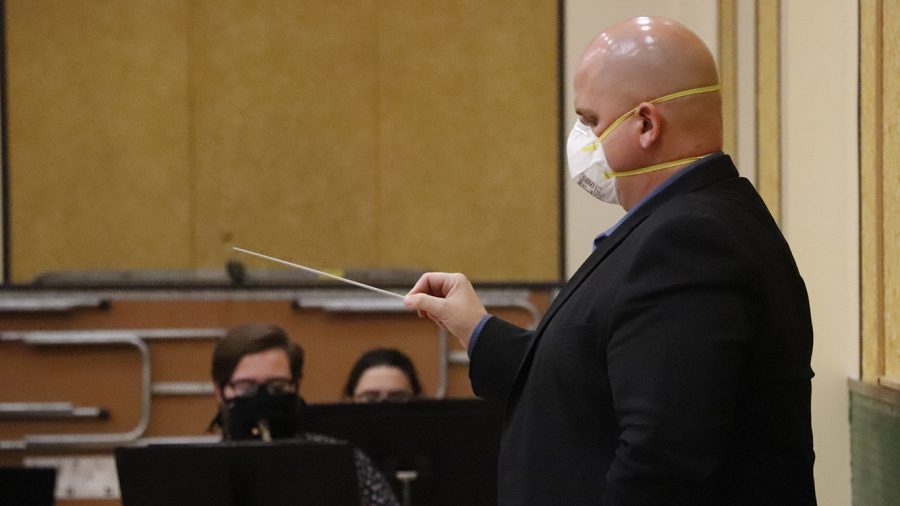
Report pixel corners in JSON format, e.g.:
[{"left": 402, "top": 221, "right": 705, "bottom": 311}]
[
  {"left": 505, "top": 155, "right": 740, "bottom": 402},
  {"left": 540, "top": 154, "right": 738, "bottom": 333},
  {"left": 534, "top": 213, "right": 647, "bottom": 337}
]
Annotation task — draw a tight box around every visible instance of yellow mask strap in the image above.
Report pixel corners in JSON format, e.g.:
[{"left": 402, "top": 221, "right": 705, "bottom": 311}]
[
  {"left": 582, "top": 83, "right": 721, "bottom": 149},
  {"left": 648, "top": 84, "right": 722, "bottom": 105},
  {"left": 602, "top": 155, "right": 713, "bottom": 179}
]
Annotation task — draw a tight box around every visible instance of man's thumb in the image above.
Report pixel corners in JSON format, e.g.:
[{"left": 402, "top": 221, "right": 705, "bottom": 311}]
[{"left": 404, "top": 293, "right": 443, "bottom": 318}]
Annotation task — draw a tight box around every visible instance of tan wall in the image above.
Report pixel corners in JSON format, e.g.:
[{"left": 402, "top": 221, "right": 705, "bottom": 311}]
[
  {"left": 781, "top": 2, "right": 859, "bottom": 505},
  {"left": 6, "top": 0, "right": 560, "bottom": 284}
]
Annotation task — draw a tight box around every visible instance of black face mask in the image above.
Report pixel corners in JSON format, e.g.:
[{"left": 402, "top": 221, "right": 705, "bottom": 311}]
[{"left": 217, "top": 391, "right": 308, "bottom": 441}]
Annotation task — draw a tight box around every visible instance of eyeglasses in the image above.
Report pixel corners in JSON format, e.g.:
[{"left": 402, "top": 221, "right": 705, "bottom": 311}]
[
  {"left": 225, "top": 378, "right": 297, "bottom": 398},
  {"left": 352, "top": 390, "right": 415, "bottom": 403}
]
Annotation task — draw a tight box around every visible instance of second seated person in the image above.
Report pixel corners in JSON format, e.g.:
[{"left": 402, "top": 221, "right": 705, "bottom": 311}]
[
  {"left": 343, "top": 348, "right": 422, "bottom": 403},
  {"left": 207, "top": 323, "right": 399, "bottom": 506}
]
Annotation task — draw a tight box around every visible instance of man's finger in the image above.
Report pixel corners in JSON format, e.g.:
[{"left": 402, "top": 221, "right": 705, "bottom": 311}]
[
  {"left": 408, "top": 272, "right": 443, "bottom": 297},
  {"left": 407, "top": 274, "right": 433, "bottom": 296}
]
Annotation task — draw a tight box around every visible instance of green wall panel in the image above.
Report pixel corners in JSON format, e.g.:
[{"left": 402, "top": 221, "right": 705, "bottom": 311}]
[{"left": 850, "top": 382, "right": 900, "bottom": 506}]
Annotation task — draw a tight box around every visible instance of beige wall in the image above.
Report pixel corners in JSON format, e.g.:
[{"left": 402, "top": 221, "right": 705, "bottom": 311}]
[{"left": 781, "top": 2, "right": 858, "bottom": 504}]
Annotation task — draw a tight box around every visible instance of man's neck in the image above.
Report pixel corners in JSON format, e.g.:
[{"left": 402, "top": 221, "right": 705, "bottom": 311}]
[{"left": 619, "top": 167, "right": 682, "bottom": 211}]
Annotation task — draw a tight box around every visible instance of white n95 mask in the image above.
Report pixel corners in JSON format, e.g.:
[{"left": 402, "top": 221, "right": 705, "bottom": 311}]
[
  {"left": 566, "top": 84, "right": 721, "bottom": 205},
  {"left": 567, "top": 119, "right": 619, "bottom": 204}
]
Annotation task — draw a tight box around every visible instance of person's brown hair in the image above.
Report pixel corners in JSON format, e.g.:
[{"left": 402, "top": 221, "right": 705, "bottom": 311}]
[
  {"left": 342, "top": 347, "right": 422, "bottom": 398},
  {"left": 211, "top": 323, "right": 304, "bottom": 388}
]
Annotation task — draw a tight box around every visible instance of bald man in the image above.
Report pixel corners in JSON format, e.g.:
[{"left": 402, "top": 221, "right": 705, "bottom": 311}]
[{"left": 405, "top": 16, "right": 816, "bottom": 506}]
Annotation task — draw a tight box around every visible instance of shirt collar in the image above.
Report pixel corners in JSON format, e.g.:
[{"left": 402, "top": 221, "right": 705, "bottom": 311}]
[{"left": 593, "top": 152, "right": 724, "bottom": 249}]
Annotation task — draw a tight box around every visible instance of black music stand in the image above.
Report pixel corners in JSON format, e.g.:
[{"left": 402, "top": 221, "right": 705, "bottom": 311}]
[
  {"left": 115, "top": 440, "right": 359, "bottom": 506},
  {"left": 306, "top": 398, "right": 502, "bottom": 506},
  {"left": 0, "top": 467, "right": 56, "bottom": 506}
]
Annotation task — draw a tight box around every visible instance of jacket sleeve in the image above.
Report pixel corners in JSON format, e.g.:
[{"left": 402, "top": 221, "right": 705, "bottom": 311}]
[
  {"left": 468, "top": 316, "right": 535, "bottom": 403},
  {"left": 602, "top": 212, "right": 757, "bottom": 505}
]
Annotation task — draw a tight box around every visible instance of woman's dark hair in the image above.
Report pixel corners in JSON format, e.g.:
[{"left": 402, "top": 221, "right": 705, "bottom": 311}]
[
  {"left": 342, "top": 348, "right": 422, "bottom": 398},
  {"left": 211, "top": 323, "right": 304, "bottom": 388}
]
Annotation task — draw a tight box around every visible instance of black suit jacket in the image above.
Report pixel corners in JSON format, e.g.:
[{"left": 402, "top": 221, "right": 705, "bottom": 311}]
[{"left": 470, "top": 155, "right": 816, "bottom": 505}]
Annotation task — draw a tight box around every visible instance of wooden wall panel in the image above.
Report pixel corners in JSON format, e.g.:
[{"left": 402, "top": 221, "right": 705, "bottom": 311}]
[
  {"left": 190, "top": 1, "right": 382, "bottom": 270},
  {"left": 881, "top": 0, "right": 900, "bottom": 383},
  {"left": 718, "top": 0, "right": 737, "bottom": 157},
  {"left": 0, "top": 344, "right": 144, "bottom": 439},
  {"left": 0, "top": 290, "right": 549, "bottom": 505},
  {"left": 860, "top": 0, "right": 884, "bottom": 383},
  {"left": 861, "top": 0, "right": 900, "bottom": 387},
  {"left": 7, "top": 0, "right": 193, "bottom": 282},
  {"left": 0, "top": 292, "right": 548, "bottom": 440},
  {"left": 755, "top": 0, "right": 781, "bottom": 223},
  {"left": 377, "top": 0, "right": 559, "bottom": 281},
  {"left": 6, "top": 0, "right": 560, "bottom": 284}
]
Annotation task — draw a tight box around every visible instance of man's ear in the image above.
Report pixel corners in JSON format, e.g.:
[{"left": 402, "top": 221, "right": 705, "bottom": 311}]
[
  {"left": 214, "top": 384, "right": 223, "bottom": 403},
  {"left": 636, "top": 102, "right": 662, "bottom": 149}
]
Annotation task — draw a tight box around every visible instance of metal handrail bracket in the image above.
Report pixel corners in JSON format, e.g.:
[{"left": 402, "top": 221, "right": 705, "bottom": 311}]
[
  {"left": 0, "top": 296, "right": 109, "bottom": 313},
  {"left": 0, "top": 402, "right": 107, "bottom": 420}
]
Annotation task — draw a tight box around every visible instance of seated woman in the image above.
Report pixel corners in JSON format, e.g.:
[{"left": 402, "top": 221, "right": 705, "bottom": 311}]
[{"left": 343, "top": 348, "right": 422, "bottom": 403}]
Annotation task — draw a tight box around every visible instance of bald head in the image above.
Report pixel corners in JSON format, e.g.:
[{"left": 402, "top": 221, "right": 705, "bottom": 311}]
[
  {"left": 572, "top": 16, "right": 723, "bottom": 210},
  {"left": 578, "top": 17, "right": 720, "bottom": 104}
]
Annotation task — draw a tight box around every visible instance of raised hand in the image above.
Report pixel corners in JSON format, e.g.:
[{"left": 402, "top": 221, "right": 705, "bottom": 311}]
[{"left": 404, "top": 272, "right": 487, "bottom": 348}]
